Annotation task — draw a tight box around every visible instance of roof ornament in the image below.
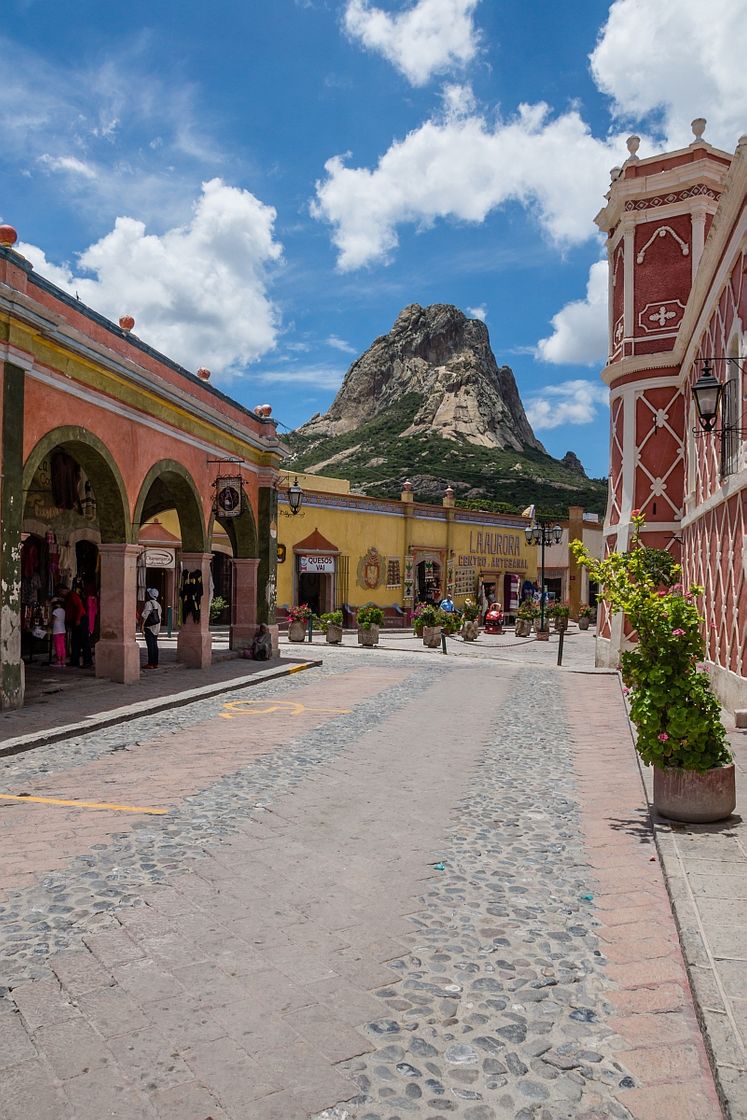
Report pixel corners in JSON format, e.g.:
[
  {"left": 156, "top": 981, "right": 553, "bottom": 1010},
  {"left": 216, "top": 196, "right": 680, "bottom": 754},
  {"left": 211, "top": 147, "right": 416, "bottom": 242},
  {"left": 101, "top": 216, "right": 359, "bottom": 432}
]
[
  {"left": 691, "top": 118, "right": 707, "bottom": 144},
  {"left": 118, "top": 315, "right": 135, "bottom": 332},
  {"left": 0, "top": 224, "right": 18, "bottom": 247},
  {"left": 626, "top": 136, "right": 641, "bottom": 161}
]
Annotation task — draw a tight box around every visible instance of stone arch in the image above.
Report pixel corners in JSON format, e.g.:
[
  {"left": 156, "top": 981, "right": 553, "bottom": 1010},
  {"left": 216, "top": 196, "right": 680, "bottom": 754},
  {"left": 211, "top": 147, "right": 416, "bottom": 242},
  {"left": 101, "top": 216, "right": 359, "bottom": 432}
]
[
  {"left": 133, "top": 460, "right": 207, "bottom": 553},
  {"left": 22, "top": 426, "right": 130, "bottom": 543}
]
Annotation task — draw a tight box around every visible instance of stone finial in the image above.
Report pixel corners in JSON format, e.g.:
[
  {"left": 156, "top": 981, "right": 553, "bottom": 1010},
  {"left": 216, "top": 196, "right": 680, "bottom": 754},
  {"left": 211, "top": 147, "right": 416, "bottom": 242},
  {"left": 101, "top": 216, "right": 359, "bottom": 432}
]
[
  {"left": 0, "top": 224, "right": 18, "bottom": 247},
  {"left": 691, "top": 118, "right": 707, "bottom": 143},
  {"left": 443, "top": 485, "right": 455, "bottom": 508},
  {"left": 118, "top": 315, "right": 135, "bottom": 332},
  {"left": 254, "top": 404, "right": 272, "bottom": 416},
  {"left": 196, "top": 367, "right": 211, "bottom": 381},
  {"left": 402, "top": 480, "right": 413, "bottom": 492},
  {"left": 610, "top": 166, "right": 623, "bottom": 183},
  {"left": 626, "top": 136, "right": 641, "bottom": 160}
]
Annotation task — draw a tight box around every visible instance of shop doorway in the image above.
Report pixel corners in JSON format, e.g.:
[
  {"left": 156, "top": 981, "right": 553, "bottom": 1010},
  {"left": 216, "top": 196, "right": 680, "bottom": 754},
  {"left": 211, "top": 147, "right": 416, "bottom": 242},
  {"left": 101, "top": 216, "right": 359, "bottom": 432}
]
[
  {"left": 298, "top": 571, "right": 335, "bottom": 615},
  {"left": 417, "top": 559, "right": 442, "bottom": 604}
]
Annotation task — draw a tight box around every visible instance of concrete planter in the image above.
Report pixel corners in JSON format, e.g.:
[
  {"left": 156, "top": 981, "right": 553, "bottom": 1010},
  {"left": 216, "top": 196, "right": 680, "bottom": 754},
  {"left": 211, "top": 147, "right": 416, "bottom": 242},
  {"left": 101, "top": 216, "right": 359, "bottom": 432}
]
[
  {"left": 515, "top": 619, "right": 532, "bottom": 637},
  {"left": 325, "top": 624, "right": 343, "bottom": 645},
  {"left": 461, "top": 620, "right": 479, "bottom": 641},
  {"left": 358, "top": 625, "right": 379, "bottom": 647},
  {"left": 535, "top": 628, "right": 550, "bottom": 642},
  {"left": 653, "top": 763, "right": 736, "bottom": 823},
  {"left": 578, "top": 616, "right": 591, "bottom": 631},
  {"left": 554, "top": 616, "right": 569, "bottom": 632},
  {"left": 288, "top": 620, "right": 307, "bottom": 642},
  {"left": 422, "top": 625, "right": 442, "bottom": 648}
]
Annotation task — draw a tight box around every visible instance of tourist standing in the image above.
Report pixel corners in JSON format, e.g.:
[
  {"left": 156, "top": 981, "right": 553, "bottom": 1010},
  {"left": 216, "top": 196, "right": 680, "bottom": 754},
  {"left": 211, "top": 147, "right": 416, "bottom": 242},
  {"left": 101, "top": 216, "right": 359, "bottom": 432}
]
[{"left": 51, "top": 598, "right": 67, "bottom": 667}]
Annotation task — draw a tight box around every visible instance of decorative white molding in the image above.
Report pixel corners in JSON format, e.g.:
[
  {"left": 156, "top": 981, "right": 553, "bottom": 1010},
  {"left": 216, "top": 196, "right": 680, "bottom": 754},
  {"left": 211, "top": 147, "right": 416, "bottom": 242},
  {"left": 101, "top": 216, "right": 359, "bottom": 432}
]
[
  {"left": 623, "top": 227, "right": 635, "bottom": 338},
  {"left": 638, "top": 300, "right": 686, "bottom": 333},
  {"left": 636, "top": 225, "right": 690, "bottom": 264}
]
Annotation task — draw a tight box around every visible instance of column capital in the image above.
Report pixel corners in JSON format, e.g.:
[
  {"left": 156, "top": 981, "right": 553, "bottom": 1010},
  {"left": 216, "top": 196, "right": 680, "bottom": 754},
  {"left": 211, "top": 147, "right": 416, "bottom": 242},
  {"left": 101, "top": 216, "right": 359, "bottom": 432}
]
[
  {"left": 232, "top": 557, "right": 260, "bottom": 570},
  {"left": 180, "top": 551, "right": 212, "bottom": 567}
]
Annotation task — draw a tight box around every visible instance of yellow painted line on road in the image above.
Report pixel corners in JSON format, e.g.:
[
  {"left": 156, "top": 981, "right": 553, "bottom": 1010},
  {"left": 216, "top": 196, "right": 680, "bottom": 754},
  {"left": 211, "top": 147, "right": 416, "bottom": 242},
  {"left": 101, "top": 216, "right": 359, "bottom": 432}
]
[
  {"left": 0, "top": 793, "right": 168, "bottom": 815},
  {"left": 288, "top": 663, "right": 314, "bottom": 674},
  {"left": 219, "top": 698, "right": 352, "bottom": 720}
]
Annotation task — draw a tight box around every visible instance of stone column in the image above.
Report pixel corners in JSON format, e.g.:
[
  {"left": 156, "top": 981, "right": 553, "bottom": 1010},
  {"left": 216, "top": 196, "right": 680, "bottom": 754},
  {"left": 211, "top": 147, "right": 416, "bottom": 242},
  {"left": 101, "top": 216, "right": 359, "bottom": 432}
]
[
  {"left": 230, "top": 557, "right": 259, "bottom": 651},
  {"left": 96, "top": 543, "right": 141, "bottom": 684},
  {"left": 177, "top": 551, "right": 213, "bottom": 668},
  {"left": 0, "top": 360, "right": 25, "bottom": 709},
  {"left": 256, "top": 487, "right": 279, "bottom": 654}
]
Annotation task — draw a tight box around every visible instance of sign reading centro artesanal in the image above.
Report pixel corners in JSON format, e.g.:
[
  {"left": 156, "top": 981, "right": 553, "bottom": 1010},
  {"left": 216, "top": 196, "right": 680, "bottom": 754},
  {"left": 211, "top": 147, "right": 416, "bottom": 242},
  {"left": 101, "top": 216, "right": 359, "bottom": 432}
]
[{"left": 458, "top": 530, "right": 528, "bottom": 571}]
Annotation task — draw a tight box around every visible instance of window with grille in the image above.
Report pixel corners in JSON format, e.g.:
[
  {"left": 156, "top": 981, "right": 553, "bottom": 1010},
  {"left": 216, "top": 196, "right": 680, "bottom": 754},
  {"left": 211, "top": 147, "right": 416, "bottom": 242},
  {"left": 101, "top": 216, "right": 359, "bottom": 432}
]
[{"left": 720, "top": 366, "right": 739, "bottom": 478}]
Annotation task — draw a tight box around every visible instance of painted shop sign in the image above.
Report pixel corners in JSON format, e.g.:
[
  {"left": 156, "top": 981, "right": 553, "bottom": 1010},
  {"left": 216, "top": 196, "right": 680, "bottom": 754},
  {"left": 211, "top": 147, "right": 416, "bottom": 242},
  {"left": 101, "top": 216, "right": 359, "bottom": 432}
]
[
  {"left": 142, "top": 548, "right": 176, "bottom": 569},
  {"left": 299, "top": 554, "right": 335, "bottom": 574},
  {"left": 457, "top": 530, "right": 528, "bottom": 571}
]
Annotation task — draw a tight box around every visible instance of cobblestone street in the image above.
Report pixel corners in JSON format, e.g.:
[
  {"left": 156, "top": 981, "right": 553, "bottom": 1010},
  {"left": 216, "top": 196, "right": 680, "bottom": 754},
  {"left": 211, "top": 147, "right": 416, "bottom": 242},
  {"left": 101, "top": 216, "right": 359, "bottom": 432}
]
[{"left": 0, "top": 646, "right": 730, "bottom": 1119}]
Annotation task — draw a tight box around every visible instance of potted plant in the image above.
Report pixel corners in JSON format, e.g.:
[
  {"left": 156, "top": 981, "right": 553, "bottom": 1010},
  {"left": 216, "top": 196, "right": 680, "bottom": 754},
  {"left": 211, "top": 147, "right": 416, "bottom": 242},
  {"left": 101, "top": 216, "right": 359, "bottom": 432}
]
[
  {"left": 515, "top": 600, "right": 536, "bottom": 637},
  {"left": 461, "top": 597, "right": 480, "bottom": 641},
  {"left": 319, "top": 610, "right": 343, "bottom": 645},
  {"left": 438, "top": 608, "right": 460, "bottom": 636},
  {"left": 551, "top": 601, "right": 570, "bottom": 632},
  {"left": 571, "top": 510, "right": 735, "bottom": 823},
  {"left": 578, "top": 603, "right": 594, "bottom": 631},
  {"left": 287, "top": 602, "right": 312, "bottom": 642},
  {"left": 415, "top": 603, "right": 441, "bottom": 647},
  {"left": 357, "top": 604, "right": 384, "bottom": 647},
  {"left": 209, "top": 594, "right": 228, "bottom": 624}
]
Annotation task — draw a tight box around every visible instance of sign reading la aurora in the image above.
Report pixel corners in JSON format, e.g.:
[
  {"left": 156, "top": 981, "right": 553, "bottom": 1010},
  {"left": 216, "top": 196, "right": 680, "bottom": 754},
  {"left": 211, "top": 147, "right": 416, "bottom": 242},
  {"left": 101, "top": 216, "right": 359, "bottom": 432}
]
[
  {"left": 457, "top": 531, "right": 528, "bottom": 571},
  {"left": 142, "top": 547, "right": 175, "bottom": 569}
]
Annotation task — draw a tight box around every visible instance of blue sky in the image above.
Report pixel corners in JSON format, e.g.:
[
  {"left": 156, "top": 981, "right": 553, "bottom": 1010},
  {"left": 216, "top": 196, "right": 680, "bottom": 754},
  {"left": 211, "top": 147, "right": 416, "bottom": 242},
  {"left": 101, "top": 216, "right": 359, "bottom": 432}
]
[{"left": 2, "top": 0, "right": 744, "bottom": 480}]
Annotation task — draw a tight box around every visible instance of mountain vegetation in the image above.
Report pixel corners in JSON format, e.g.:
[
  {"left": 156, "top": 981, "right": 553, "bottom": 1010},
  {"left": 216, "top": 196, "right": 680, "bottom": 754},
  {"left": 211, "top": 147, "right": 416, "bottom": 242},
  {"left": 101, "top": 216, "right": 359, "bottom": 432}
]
[{"left": 285, "top": 304, "right": 607, "bottom": 517}]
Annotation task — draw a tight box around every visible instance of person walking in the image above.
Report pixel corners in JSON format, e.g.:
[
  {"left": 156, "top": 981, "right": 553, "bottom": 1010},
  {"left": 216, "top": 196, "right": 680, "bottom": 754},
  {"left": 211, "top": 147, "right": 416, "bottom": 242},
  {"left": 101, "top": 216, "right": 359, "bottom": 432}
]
[
  {"left": 140, "top": 588, "right": 162, "bottom": 669},
  {"left": 439, "top": 594, "right": 457, "bottom": 614}
]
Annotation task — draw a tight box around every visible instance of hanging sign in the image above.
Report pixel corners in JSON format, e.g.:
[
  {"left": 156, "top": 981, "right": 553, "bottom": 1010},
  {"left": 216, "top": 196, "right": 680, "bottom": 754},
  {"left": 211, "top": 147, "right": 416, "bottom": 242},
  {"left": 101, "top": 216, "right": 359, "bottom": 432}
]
[
  {"left": 142, "top": 548, "right": 175, "bottom": 569},
  {"left": 299, "top": 554, "right": 335, "bottom": 574},
  {"left": 214, "top": 477, "right": 243, "bottom": 518}
]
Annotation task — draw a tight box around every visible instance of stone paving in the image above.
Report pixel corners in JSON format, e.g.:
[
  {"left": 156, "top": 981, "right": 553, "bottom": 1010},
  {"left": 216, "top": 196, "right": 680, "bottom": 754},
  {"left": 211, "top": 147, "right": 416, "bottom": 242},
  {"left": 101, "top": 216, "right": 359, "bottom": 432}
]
[{"left": 0, "top": 644, "right": 730, "bottom": 1118}]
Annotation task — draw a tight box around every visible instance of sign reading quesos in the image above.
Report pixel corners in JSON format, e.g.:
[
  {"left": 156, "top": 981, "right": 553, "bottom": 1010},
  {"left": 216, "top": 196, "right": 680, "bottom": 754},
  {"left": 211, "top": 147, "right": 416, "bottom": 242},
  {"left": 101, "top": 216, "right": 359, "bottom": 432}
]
[
  {"left": 457, "top": 530, "right": 529, "bottom": 571},
  {"left": 299, "top": 555, "right": 335, "bottom": 574}
]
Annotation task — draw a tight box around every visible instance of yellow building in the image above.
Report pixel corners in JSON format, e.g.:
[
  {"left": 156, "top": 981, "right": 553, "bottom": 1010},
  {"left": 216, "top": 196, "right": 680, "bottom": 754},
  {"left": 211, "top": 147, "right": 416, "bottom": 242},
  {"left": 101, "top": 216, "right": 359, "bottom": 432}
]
[{"left": 276, "top": 474, "right": 538, "bottom": 620}]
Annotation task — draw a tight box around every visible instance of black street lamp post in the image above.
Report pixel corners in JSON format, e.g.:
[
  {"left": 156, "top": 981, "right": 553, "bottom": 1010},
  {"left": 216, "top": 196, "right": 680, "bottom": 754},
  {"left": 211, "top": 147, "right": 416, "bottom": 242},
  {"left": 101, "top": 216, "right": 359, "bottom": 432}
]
[{"left": 524, "top": 519, "right": 562, "bottom": 632}]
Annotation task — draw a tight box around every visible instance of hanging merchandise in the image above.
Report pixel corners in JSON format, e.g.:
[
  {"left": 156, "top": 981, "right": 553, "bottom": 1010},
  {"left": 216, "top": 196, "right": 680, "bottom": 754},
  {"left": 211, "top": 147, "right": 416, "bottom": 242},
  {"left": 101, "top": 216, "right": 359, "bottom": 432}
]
[{"left": 180, "top": 568, "right": 204, "bottom": 623}]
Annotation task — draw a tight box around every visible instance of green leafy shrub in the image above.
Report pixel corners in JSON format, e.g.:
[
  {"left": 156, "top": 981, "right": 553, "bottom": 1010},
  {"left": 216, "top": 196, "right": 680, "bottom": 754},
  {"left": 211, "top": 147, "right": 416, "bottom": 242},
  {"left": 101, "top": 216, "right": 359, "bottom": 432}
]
[
  {"left": 413, "top": 603, "right": 440, "bottom": 633},
  {"left": 319, "top": 610, "right": 343, "bottom": 633},
  {"left": 571, "top": 511, "right": 730, "bottom": 772},
  {"left": 357, "top": 605, "right": 384, "bottom": 630},
  {"left": 461, "top": 597, "right": 479, "bottom": 621},
  {"left": 209, "top": 595, "right": 228, "bottom": 623},
  {"left": 516, "top": 600, "right": 539, "bottom": 621}
]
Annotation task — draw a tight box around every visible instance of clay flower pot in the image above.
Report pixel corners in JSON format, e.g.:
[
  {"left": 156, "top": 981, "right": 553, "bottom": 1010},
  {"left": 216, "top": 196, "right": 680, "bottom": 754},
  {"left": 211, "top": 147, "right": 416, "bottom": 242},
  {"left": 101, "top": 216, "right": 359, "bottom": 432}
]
[
  {"left": 325, "top": 623, "right": 343, "bottom": 645},
  {"left": 653, "top": 763, "right": 736, "bottom": 823},
  {"left": 288, "top": 620, "right": 307, "bottom": 642}
]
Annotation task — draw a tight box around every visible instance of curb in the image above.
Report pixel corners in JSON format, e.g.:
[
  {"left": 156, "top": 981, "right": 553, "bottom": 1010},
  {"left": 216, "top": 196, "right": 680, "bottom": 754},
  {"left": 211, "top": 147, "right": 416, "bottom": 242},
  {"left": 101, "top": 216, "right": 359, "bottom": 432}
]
[{"left": 0, "top": 659, "right": 322, "bottom": 759}]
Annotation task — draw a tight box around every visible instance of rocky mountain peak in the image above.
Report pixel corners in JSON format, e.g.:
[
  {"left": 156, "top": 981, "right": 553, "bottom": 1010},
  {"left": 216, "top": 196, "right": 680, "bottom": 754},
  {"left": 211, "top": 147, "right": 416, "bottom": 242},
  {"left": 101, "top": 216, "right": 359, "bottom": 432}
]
[
  {"left": 561, "top": 451, "right": 587, "bottom": 477},
  {"left": 296, "top": 303, "right": 544, "bottom": 453}
]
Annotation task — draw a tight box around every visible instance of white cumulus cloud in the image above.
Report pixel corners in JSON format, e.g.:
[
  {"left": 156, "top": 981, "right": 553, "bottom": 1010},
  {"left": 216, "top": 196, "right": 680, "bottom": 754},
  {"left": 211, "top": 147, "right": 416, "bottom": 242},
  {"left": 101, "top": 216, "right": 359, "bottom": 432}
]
[
  {"left": 20, "top": 179, "right": 282, "bottom": 377},
  {"left": 525, "top": 379, "right": 609, "bottom": 431},
  {"left": 255, "top": 366, "right": 345, "bottom": 390},
  {"left": 466, "top": 304, "right": 487, "bottom": 321},
  {"left": 536, "top": 259, "right": 608, "bottom": 365},
  {"left": 590, "top": 0, "right": 747, "bottom": 150},
  {"left": 344, "top": 0, "right": 481, "bottom": 87},
  {"left": 312, "top": 103, "right": 622, "bottom": 270}
]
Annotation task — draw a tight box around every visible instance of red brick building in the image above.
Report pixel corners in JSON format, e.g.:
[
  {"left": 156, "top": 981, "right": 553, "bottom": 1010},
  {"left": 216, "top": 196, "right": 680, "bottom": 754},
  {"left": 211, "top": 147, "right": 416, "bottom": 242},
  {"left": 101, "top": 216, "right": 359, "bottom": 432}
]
[{"left": 596, "top": 122, "right": 746, "bottom": 712}]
